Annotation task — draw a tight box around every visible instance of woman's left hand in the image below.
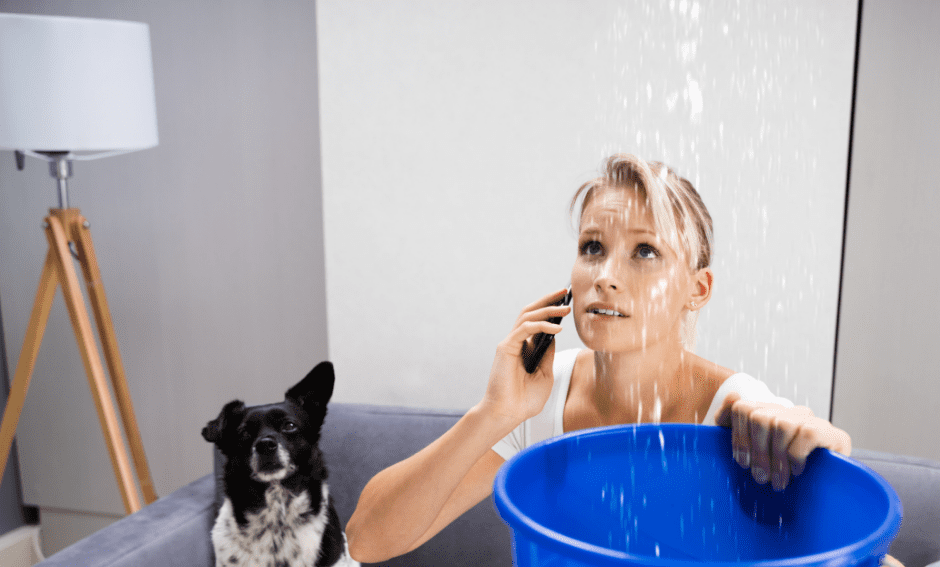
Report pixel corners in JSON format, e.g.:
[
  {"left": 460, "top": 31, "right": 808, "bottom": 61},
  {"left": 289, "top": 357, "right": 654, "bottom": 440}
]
[{"left": 714, "top": 392, "right": 852, "bottom": 491}]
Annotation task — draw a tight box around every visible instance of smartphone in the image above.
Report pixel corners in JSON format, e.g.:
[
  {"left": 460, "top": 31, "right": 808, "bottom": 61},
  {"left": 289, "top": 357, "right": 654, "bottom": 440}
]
[{"left": 522, "top": 287, "right": 572, "bottom": 374}]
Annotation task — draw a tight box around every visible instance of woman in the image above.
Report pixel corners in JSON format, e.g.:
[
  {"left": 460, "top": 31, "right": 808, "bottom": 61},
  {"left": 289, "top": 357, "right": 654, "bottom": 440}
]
[{"left": 345, "top": 154, "right": 853, "bottom": 563}]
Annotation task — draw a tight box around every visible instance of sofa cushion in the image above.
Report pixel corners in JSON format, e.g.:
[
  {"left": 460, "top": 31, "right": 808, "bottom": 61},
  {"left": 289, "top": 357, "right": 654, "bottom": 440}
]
[{"left": 852, "top": 448, "right": 940, "bottom": 567}]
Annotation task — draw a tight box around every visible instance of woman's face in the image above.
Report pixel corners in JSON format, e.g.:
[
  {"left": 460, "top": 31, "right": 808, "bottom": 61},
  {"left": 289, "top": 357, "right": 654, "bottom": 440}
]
[{"left": 571, "top": 187, "right": 699, "bottom": 354}]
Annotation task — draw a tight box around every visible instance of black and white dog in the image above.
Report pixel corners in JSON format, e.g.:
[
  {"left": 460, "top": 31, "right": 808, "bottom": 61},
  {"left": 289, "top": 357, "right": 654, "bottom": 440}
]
[{"left": 202, "top": 361, "right": 358, "bottom": 567}]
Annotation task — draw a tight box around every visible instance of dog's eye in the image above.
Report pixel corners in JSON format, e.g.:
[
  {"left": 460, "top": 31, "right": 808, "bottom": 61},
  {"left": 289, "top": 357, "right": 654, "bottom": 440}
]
[{"left": 281, "top": 421, "right": 298, "bottom": 434}]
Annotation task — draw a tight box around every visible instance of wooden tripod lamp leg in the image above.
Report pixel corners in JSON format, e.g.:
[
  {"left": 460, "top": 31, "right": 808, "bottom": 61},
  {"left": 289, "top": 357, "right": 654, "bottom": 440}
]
[
  {"left": 45, "top": 215, "right": 142, "bottom": 514},
  {"left": 71, "top": 214, "right": 158, "bottom": 505},
  {"left": 0, "top": 250, "right": 59, "bottom": 481}
]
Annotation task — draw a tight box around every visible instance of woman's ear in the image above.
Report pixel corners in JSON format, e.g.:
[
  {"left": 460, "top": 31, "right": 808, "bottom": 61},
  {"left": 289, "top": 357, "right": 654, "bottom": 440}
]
[{"left": 689, "top": 267, "right": 713, "bottom": 310}]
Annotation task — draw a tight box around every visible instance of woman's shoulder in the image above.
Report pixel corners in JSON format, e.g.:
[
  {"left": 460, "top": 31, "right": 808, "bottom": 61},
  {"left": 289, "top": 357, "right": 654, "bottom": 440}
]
[
  {"left": 686, "top": 352, "right": 736, "bottom": 389},
  {"left": 683, "top": 353, "right": 735, "bottom": 423},
  {"left": 695, "top": 358, "right": 796, "bottom": 425}
]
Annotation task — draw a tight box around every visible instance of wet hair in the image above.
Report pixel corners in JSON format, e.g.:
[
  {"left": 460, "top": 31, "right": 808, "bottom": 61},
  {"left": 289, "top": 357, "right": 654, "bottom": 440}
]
[
  {"left": 569, "top": 153, "right": 713, "bottom": 271},
  {"left": 569, "top": 154, "right": 714, "bottom": 351}
]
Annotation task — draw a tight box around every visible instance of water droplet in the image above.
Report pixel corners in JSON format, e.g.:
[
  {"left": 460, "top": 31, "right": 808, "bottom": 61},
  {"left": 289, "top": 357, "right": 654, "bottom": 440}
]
[{"left": 687, "top": 76, "right": 703, "bottom": 121}]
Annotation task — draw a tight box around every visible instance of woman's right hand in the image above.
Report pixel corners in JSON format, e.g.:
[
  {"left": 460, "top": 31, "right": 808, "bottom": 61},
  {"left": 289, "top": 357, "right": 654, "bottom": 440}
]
[
  {"left": 347, "top": 288, "right": 571, "bottom": 562},
  {"left": 479, "top": 288, "right": 571, "bottom": 426}
]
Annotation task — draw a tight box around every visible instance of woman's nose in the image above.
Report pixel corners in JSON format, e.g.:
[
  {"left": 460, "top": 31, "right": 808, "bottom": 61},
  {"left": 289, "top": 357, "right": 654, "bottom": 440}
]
[
  {"left": 594, "top": 277, "right": 618, "bottom": 291},
  {"left": 593, "top": 258, "right": 623, "bottom": 291}
]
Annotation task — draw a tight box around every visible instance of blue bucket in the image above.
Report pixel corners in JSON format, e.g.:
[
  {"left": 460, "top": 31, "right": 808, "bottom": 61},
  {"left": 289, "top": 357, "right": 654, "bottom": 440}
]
[{"left": 494, "top": 424, "right": 902, "bottom": 566}]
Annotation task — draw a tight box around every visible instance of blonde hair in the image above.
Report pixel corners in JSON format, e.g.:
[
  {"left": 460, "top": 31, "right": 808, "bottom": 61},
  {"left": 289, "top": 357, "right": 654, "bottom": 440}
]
[{"left": 569, "top": 154, "right": 714, "bottom": 351}]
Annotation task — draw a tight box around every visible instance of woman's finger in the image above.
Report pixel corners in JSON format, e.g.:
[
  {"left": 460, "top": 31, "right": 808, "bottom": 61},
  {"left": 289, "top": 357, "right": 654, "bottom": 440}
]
[
  {"left": 713, "top": 392, "right": 752, "bottom": 469},
  {"left": 518, "top": 304, "right": 571, "bottom": 326},
  {"left": 713, "top": 391, "right": 740, "bottom": 429},
  {"left": 517, "top": 288, "right": 570, "bottom": 321},
  {"left": 501, "top": 320, "right": 563, "bottom": 352},
  {"left": 787, "top": 416, "right": 852, "bottom": 476},
  {"left": 770, "top": 415, "right": 802, "bottom": 490},
  {"left": 748, "top": 407, "right": 774, "bottom": 484},
  {"left": 732, "top": 399, "right": 753, "bottom": 470},
  {"left": 786, "top": 421, "right": 818, "bottom": 477}
]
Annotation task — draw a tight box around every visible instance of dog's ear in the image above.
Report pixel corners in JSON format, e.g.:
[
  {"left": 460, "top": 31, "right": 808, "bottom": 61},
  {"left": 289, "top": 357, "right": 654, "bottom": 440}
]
[
  {"left": 286, "top": 361, "right": 334, "bottom": 419},
  {"left": 202, "top": 400, "right": 246, "bottom": 447}
]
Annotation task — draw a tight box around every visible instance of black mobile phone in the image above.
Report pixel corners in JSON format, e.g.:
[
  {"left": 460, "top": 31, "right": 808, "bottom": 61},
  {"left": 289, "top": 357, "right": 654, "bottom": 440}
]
[{"left": 522, "top": 287, "right": 572, "bottom": 374}]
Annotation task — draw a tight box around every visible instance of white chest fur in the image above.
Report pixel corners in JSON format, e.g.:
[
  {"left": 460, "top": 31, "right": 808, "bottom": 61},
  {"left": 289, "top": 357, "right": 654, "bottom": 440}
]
[{"left": 212, "top": 483, "right": 356, "bottom": 567}]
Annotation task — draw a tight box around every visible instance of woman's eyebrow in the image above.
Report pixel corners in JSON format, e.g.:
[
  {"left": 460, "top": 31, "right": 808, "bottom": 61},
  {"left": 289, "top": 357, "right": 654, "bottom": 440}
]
[{"left": 580, "top": 226, "right": 658, "bottom": 237}]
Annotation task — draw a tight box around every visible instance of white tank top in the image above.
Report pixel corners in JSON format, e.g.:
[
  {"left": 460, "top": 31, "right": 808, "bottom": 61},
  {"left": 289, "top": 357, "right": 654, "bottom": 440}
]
[{"left": 492, "top": 349, "right": 794, "bottom": 461}]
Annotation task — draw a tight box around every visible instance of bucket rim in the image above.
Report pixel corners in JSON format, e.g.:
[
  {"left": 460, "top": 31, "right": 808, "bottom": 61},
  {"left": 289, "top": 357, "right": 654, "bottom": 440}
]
[{"left": 493, "top": 423, "right": 902, "bottom": 567}]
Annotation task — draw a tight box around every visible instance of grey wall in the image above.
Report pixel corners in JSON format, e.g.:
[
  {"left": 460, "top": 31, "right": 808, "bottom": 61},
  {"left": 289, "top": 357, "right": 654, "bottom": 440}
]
[
  {"left": 317, "top": 1, "right": 858, "bottom": 416},
  {"left": 0, "top": 0, "right": 329, "bottom": 524},
  {"left": 833, "top": 0, "right": 940, "bottom": 462},
  {"left": 0, "top": 302, "right": 27, "bottom": 536}
]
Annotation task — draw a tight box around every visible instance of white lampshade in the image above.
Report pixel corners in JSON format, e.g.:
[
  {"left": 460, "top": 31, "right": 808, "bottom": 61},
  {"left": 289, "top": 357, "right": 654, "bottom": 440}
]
[{"left": 0, "top": 13, "right": 158, "bottom": 154}]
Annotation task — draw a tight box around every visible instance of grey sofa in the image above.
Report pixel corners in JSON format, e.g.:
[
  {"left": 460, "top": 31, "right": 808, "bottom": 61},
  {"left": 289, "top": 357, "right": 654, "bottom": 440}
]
[{"left": 35, "top": 403, "right": 940, "bottom": 567}]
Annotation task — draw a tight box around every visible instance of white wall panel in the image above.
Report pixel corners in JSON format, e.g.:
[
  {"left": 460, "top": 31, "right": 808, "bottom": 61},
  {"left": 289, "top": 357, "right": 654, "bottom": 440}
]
[{"left": 318, "top": 1, "right": 857, "bottom": 414}]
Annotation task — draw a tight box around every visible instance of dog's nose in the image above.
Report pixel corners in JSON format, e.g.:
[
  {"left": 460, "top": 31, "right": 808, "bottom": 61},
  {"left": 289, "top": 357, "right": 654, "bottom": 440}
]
[{"left": 255, "top": 437, "right": 278, "bottom": 456}]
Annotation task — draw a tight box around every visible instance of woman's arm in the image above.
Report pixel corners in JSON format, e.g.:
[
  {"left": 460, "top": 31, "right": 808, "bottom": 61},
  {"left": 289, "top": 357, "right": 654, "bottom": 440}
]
[
  {"left": 346, "top": 289, "right": 572, "bottom": 562},
  {"left": 345, "top": 407, "right": 510, "bottom": 562}
]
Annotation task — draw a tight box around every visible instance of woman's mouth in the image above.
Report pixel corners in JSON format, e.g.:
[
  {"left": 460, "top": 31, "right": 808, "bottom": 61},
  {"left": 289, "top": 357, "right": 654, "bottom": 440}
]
[{"left": 588, "top": 308, "right": 627, "bottom": 317}]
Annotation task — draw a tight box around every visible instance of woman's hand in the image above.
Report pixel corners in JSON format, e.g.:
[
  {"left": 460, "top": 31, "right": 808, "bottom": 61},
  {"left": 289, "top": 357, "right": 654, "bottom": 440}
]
[
  {"left": 478, "top": 288, "right": 571, "bottom": 426},
  {"left": 715, "top": 392, "right": 852, "bottom": 491}
]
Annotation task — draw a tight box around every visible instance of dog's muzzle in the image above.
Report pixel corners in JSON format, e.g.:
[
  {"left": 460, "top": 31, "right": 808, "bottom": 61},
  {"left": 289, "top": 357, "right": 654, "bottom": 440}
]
[
  {"left": 250, "top": 437, "right": 295, "bottom": 482},
  {"left": 255, "top": 437, "right": 278, "bottom": 456}
]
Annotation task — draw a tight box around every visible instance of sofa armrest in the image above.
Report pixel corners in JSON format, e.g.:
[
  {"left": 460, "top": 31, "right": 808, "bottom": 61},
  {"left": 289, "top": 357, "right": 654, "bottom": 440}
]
[
  {"left": 852, "top": 448, "right": 940, "bottom": 567},
  {"left": 35, "top": 474, "right": 216, "bottom": 567}
]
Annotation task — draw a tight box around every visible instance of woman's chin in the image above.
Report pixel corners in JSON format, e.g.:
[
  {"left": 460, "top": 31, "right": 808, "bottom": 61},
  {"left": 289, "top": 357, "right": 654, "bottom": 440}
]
[{"left": 577, "top": 331, "right": 675, "bottom": 355}]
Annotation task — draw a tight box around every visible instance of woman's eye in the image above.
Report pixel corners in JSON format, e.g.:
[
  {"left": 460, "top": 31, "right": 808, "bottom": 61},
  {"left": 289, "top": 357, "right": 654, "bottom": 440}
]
[
  {"left": 580, "top": 240, "right": 603, "bottom": 256},
  {"left": 281, "top": 422, "right": 298, "bottom": 434},
  {"left": 635, "top": 244, "right": 660, "bottom": 260}
]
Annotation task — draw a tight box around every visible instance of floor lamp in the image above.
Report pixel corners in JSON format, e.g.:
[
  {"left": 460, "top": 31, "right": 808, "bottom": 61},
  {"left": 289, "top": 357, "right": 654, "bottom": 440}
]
[{"left": 0, "top": 13, "right": 160, "bottom": 514}]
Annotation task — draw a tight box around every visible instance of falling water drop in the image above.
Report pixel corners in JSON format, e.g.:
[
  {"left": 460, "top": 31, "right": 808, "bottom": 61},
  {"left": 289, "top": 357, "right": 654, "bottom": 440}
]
[{"left": 659, "top": 428, "right": 668, "bottom": 472}]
